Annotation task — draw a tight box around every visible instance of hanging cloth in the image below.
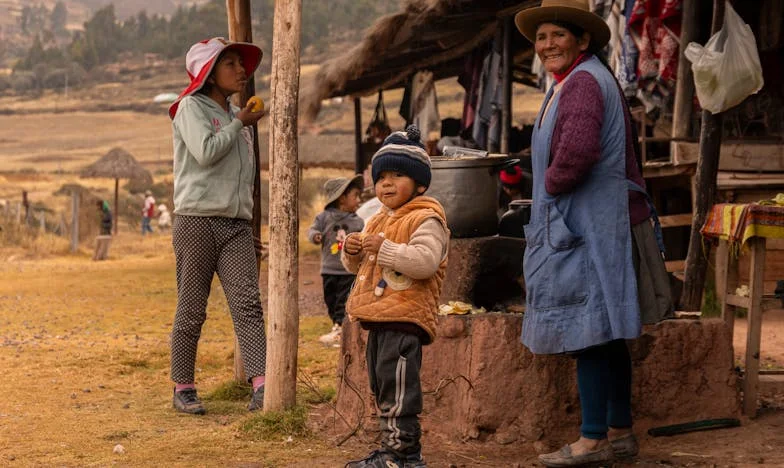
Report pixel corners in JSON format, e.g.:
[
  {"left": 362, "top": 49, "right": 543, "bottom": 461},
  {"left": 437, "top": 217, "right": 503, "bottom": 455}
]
[
  {"left": 409, "top": 71, "right": 441, "bottom": 141},
  {"left": 365, "top": 90, "right": 391, "bottom": 144}
]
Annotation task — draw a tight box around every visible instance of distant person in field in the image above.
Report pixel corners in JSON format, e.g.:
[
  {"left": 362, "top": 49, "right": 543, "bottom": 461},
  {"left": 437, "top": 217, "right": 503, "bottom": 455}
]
[
  {"left": 157, "top": 204, "right": 171, "bottom": 231},
  {"left": 97, "top": 200, "right": 112, "bottom": 235},
  {"left": 141, "top": 190, "right": 155, "bottom": 235},
  {"left": 306, "top": 175, "right": 364, "bottom": 345},
  {"left": 167, "top": 37, "right": 268, "bottom": 415}
]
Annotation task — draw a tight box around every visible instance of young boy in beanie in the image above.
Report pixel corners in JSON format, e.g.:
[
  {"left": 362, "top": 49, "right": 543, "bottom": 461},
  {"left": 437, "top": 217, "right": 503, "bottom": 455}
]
[
  {"left": 307, "top": 175, "right": 365, "bottom": 344},
  {"left": 341, "top": 125, "right": 449, "bottom": 468}
]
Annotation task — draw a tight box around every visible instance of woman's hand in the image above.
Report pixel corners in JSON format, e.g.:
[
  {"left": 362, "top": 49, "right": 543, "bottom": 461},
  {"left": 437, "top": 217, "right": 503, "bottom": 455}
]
[
  {"left": 343, "top": 233, "right": 362, "bottom": 255},
  {"left": 312, "top": 233, "right": 323, "bottom": 244},
  {"left": 236, "top": 101, "right": 267, "bottom": 126},
  {"left": 362, "top": 234, "right": 384, "bottom": 254}
]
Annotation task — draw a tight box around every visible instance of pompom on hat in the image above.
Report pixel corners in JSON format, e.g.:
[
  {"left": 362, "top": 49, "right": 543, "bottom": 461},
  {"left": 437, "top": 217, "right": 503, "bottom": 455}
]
[
  {"left": 514, "top": 0, "right": 611, "bottom": 51},
  {"left": 371, "top": 125, "right": 432, "bottom": 189},
  {"left": 500, "top": 165, "right": 524, "bottom": 186},
  {"left": 168, "top": 37, "right": 263, "bottom": 119}
]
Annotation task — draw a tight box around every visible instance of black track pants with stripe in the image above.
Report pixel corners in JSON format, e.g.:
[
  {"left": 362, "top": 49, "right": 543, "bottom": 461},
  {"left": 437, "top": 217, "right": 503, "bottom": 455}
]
[{"left": 366, "top": 328, "right": 423, "bottom": 457}]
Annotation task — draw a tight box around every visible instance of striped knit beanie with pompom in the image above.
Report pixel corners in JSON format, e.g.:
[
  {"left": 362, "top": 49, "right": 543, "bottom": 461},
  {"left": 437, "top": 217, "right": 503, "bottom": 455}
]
[{"left": 371, "top": 124, "right": 432, "bottom": 189}]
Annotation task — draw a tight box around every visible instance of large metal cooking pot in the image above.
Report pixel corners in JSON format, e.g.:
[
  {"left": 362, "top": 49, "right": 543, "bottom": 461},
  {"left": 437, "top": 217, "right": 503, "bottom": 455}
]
[{"left": 427, "top": 154, "right": 516, "bottom": 238}]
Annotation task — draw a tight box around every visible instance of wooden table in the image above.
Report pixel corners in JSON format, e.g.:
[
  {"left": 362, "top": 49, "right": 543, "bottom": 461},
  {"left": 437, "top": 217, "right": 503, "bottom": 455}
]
[{"left": 702, "top": 203, "right": 784, "bottom": 417}]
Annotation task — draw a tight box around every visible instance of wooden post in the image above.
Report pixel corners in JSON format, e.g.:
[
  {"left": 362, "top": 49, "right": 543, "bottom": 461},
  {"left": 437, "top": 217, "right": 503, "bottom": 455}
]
[
  {"left": 500, "top": 16, "right": 512, "bottom": 154},
  {"left": 354, "top": 97, "right": 363, "bottom": 173},
  {"left": 671, "top": 0, "right": 699, "bottom": 140},
  {"left": 113, "top": 178, "right": 119, "bottom": 235},
  {"left": 743, "top": 237, "right": 766, "bottom": 417},
  {"left": 226, "top": 0, "right": 261, "bottom": 384},
  {"left": 679, "top": 0, "right": 725, "bottom": 311},
  {"left": 266, "top": 0, "right": 302, "bottom": 411},
  {"left": 70, "top": 190, "right": 79, "bottom": 252},
  {"left": 715, "top": 239, "right": 738, "bottom": 332}
]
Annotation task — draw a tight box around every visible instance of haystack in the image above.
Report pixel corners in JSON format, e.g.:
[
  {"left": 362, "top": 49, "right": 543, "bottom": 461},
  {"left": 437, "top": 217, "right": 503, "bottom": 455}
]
[
  {"left": 81, "top": 147, "right": 152, "bottom": 234},
  {"left": 301, "top": 0, "right": 539, "bottom": 121}
]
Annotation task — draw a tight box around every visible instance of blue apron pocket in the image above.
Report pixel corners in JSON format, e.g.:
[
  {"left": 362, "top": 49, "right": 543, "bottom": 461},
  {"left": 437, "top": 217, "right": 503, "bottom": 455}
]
[{"left": 523, "top": 204, "right": 588, "bottom": 310}]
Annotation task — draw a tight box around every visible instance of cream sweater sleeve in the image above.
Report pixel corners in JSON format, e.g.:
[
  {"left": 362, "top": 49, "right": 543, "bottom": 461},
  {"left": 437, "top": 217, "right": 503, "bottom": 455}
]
[
  {"left": 376, "top": 219, "right": 448, "bottom": 280},
  {"left": 340, "top": 233, "right": 363, "bottom": 274}
]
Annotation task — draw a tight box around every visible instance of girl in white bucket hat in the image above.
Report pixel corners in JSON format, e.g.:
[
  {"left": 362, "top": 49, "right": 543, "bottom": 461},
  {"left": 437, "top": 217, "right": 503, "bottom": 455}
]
[{"left": 168, "top": 37, "right": 268, "bottom": 416}]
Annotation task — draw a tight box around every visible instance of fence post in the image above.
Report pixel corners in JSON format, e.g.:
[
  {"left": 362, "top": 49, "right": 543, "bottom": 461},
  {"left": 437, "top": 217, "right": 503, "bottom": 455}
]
[{"left": 70, "top": 191, "right": 79, "bottom": 252}]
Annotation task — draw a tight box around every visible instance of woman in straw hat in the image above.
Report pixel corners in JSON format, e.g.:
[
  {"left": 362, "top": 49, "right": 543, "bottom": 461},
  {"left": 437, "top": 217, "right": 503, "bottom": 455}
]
[
  {"left": 515, "top": 1, "right": 672, "bottom": 466},
  {"left": 167, "top": 37, "right": 269, "bottom": 415}
]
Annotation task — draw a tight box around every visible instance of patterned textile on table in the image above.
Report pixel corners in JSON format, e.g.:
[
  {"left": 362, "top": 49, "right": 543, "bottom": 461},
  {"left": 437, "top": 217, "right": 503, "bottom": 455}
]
[{"left": 701, "top": 203, "right": 784, "bottom": 252}]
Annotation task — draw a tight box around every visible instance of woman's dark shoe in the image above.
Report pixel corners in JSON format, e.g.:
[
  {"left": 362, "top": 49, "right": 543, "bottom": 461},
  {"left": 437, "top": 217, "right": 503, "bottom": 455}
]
[
  {"left": 172, "top": 388, "right": 206, "bottom": 415},
  {"left": 538, "top": 443, "right": 614, "bottom": 467},
  {"left": 609, "top": 433, "right": 639, "bottom": 458},
  {"left": 248, "top": 385, "right": 264, "bottom": 411}
]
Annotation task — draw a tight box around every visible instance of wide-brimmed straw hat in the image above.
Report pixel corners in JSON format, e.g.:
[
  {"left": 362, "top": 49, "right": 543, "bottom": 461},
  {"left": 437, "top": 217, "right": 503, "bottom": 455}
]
[
  {"left": 168, "top": 37, "right": 263, "bottom": 119},
  {"left": 324, "top": 175, "right": 364, "bottom": 208},
  {"left": 515, "top": 0, "right": 611, "bottom": 50}
]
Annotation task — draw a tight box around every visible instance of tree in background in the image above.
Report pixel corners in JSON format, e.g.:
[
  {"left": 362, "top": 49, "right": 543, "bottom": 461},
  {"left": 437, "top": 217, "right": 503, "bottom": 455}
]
[{"left": 50, "top": 2, "right": 68, "bottom": 36}]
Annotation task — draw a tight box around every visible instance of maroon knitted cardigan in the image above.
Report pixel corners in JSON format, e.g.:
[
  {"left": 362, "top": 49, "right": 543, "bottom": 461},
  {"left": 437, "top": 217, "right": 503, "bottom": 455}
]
[{"left": 546, "top": 64, "right": 650, "bottom": 225}]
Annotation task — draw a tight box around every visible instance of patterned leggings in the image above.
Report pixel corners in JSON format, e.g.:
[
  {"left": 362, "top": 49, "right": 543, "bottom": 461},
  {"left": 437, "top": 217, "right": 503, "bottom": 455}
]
[{"left": 170, "top": 215, "right": 267, "bottom": 383}]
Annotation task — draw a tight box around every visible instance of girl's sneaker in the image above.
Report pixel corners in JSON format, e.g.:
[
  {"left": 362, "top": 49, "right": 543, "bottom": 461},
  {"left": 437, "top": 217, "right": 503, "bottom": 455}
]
[{"left": 172, "top": 388, "right": 206, "bottom": 415}]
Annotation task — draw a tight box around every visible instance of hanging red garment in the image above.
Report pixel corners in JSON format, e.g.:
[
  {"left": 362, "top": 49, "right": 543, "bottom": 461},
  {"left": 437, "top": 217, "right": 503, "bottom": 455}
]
[{"left": 629, "top": 0, "right": 682, "bottom": 85}]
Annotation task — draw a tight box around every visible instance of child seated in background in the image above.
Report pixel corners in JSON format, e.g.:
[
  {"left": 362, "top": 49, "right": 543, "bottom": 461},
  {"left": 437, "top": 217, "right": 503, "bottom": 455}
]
[{"left": 307, "top": 175, "right": 365, "bottom": 345}]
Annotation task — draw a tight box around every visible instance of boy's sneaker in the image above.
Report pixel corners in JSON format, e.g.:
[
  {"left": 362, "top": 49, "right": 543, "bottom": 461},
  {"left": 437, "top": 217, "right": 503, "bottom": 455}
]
[
  {"left": 172, "top": 388, "right": 205, "bottom": 415},
  {"left": 318, "top": 323, "right": 342, "bottom": 345},
  {"left": 401, "top": 453, "right": 427, "bottom": 468},
  {"left": 248, "top": 385, "right": 264, "bottom": 412},
  {"left": 345, "top": 449, "right": 402, "bottom": 468}
]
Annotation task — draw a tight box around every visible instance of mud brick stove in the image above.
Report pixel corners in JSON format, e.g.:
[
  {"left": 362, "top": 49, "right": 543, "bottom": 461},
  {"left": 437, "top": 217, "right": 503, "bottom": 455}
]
[{"left": 335, "top": 208, "right": 739, "bottom": 447}]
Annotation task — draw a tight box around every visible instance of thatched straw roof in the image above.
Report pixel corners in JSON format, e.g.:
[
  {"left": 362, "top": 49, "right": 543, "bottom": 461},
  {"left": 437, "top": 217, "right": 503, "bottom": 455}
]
[
  {"left": 302, "top": 0, "right": 540, "bottom": 121},
  {"left": 80, "top": 147, "right": 153, "bottom": 184}
]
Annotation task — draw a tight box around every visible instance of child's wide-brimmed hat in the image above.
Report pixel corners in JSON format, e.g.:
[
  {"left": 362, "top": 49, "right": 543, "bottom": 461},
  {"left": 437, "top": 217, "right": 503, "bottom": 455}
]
[
  {"left": 168, "top": 37, "right": 263, "bottom": 119},
  {"left": 371, "top": 125, "right": 432, "bottom": 189},
  {"left": 324, "top": 175, "right": 364, "bottom": 208},
  {"left": 514, "top": 0, "right": 611, "bottom": 50}
]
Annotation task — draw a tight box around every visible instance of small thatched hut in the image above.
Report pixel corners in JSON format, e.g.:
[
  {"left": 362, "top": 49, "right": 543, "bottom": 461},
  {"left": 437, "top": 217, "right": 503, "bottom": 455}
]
[{"left": 81, "top": 147, "right": 153, "bottom": 234}]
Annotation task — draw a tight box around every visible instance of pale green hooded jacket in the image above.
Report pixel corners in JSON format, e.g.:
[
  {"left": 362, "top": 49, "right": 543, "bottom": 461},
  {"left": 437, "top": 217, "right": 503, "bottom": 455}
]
[{"left": 171, "top": 93, "right": 255, "bottom": 220}]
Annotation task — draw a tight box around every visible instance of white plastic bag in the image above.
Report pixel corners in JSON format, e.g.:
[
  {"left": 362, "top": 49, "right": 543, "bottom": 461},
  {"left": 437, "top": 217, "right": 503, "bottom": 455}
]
[{"left": 684, "top": 1, "right": 764, "bottom": 114}]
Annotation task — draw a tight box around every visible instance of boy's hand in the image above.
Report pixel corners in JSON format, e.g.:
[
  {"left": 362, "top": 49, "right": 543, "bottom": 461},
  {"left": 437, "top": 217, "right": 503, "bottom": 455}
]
[
  {"left": 344, "top": 233, "right": 362, "bottom": 255},
  {"left": 236, "top": 102, "right": 267, "bottom": 126},
  {"left": 312, "top": 233, "right": 322, "bottom": 244},
  {"left": 362, "top": 234, "right": 384, "bottom": 254}
]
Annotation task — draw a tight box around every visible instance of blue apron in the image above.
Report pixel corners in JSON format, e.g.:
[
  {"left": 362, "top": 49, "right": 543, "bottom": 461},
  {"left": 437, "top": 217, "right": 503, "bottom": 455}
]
[{"left": 522, "top": 56, "right": 641, "bottom": 354}]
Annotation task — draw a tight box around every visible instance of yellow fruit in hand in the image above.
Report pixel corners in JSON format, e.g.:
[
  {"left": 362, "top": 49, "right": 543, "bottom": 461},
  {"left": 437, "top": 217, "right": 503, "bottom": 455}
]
[{"left": 247, "top": 96, "right": 264, "bottom": 112}]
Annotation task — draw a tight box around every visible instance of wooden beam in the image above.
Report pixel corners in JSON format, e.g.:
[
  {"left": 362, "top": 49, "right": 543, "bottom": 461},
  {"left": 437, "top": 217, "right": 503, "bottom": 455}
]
[
  {"left": 679, "top": 0, "right": 725, "bottom": 311},
  {"left": 354, "top": 97, "right": 362, "bottom": 174},
  {"left": 500, "top": 16, "right": 512, "bottom": 154},
  {"left": 744, "top": 237, "right": 766, "bottom": 417},
  {"left": 672, "top": 0, "right": 699, "bottom": 139},
  {"left": 266, "top": 0, "right": 302, "bottom": 411},
  {"left": 226, "top": 0, "right": 257, "bottom": 384}
]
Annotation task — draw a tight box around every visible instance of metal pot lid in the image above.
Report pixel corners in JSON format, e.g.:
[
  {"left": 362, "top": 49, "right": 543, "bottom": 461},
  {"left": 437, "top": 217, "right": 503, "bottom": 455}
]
[{"left": 431, "top": 153, "right": 511, "bottom": 168}]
